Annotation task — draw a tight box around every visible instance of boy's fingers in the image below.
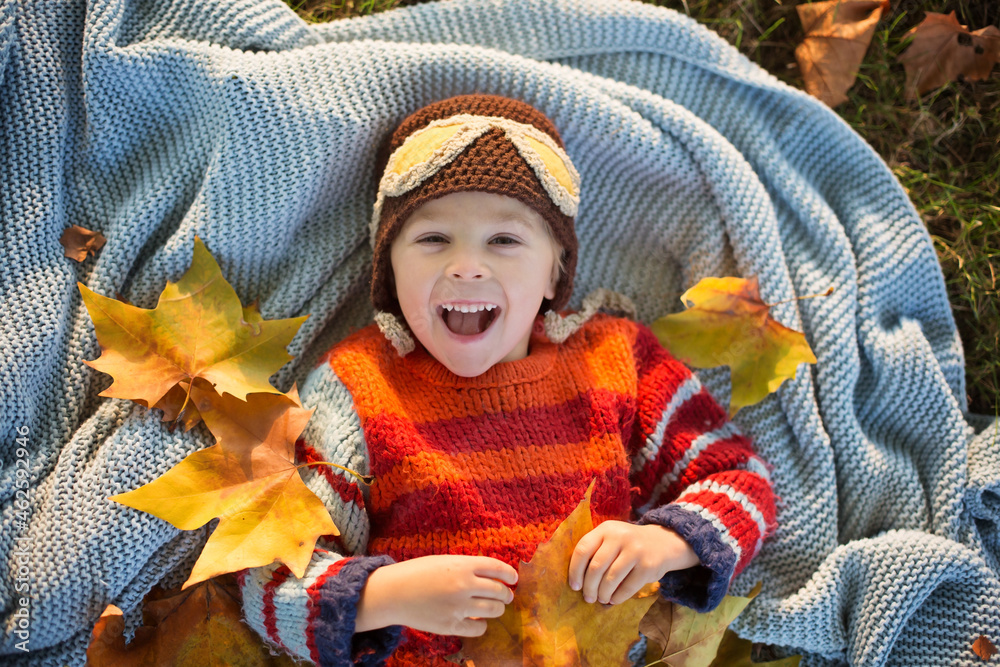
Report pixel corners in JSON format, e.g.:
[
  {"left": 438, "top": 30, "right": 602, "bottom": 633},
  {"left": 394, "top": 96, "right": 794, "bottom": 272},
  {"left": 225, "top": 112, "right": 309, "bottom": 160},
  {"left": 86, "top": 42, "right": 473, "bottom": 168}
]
[
  {"left": 474, "top": 557, "right": 518, "bottom": 585},
  {"left": 468, "top": 598, "right": 507, "bottom": 619},
  {"left": 473, "top": 578, "right": 515, "bottom": 602},
  {"left": 596, "top": 559, "right": 631, "bottom": 604},
  {"left": 607, "top": 568, "right": 646, "bottom": 605},
  {"left": 568, "top": 531, "right": 602, "bottom": 590},
  {"left": 582, "top": 541, "right": 620, "bottom": 604},
  {"left": 453, "top": 618, "right": 489, "bottom": 637}
]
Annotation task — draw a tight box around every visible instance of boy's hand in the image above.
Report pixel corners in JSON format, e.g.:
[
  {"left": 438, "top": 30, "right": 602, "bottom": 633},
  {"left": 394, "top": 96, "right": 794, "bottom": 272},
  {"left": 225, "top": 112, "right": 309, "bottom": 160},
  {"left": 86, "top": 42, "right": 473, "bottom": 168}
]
[
  {"left": 357, "top": 554, "right": 517, "bottom": 636},
  {"left": 568, "top": 521, "right": 700, "bottom": 605}
]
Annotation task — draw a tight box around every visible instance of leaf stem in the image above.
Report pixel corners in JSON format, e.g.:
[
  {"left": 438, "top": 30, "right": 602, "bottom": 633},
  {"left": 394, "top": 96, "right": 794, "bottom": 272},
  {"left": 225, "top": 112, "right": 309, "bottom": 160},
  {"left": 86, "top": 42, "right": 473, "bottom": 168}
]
[
  {"left": 765, "top": 286, "right": 834, "bottom": 308},
  {"left": 175, "top": 379, "right": 195, "bottom": 423},
  {"left": 298, "top": 461, "right": 374, "bottom": 485}
]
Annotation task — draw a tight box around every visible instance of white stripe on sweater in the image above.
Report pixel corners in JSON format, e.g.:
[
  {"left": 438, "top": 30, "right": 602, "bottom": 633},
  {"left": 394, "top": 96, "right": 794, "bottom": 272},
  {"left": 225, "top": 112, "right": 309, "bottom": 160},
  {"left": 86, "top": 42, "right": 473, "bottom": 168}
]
[
  {"left": 638, "top": 421, "right": 740, "bottom": 514},
  {"left": 675, "top": 499, "right": 742, "bottom": 564},
  {"left": 741, "top": 455, "right": 772, "bottom": 484},
  {"left": 630, "top": 375, "right": 703, "bottom": 475},
  {"left": 241, "top": 568, "right": 270, "bottom": 641},
  {"left": 677, "top": 479, "right": 768, "bottom": 554}
]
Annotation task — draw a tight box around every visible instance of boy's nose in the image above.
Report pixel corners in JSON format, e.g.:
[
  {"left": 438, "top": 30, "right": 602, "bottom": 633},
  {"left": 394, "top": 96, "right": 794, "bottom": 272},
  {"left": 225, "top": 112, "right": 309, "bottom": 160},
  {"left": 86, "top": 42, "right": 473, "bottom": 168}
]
[{"left": 447, "top": 251, "right": 489, "bottom": 280}]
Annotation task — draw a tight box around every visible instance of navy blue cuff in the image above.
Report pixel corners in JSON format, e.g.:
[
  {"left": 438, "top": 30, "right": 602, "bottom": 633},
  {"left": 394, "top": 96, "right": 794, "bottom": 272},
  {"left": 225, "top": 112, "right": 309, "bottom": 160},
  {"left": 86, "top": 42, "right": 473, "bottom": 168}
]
[
  {"left": 638, "top": 504, "right": 736, "bottom": 613},
  {"left": 314, "top": 555, "right": 404, "bottom": 667}
]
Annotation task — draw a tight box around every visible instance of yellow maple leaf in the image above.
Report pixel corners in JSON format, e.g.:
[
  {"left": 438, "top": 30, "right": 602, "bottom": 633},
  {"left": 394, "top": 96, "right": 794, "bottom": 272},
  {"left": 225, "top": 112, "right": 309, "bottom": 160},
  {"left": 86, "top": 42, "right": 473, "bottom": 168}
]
[
  {"left": 111, "top": 407, "right": 338, "bottom": 588},
  {"left": 453, "top": 482, "right": 658, "bottom": 666},
  {"left": 650, "top": 276, "right": 819, "bottom": 416},
  {"left": 79, "top": 236, "right": 307, "bottom": 426}
]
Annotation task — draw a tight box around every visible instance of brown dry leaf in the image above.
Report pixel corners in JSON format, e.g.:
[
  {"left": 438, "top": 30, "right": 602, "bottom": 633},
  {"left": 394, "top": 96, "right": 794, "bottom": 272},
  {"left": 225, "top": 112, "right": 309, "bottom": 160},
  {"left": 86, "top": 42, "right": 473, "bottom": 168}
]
[
  {"left": 708, "top": 629, "right": 802, "bottom": 667},
  {"left": 650, "top": 277, "right": 818, "bottom": 416},
  {"left": 60, "top": 225, "right": 107, "bottom": 262},
  {"left": 794, "top": 0, "right": 890, "bottom": 107},
  {"left": 898, "top": 12, "right": 1000, "bottom": 98},
  {"left": 86, "top": 575, "right": 297, "bottom": 666},
  {"left": 641, "top": 582, "right": 761, "bottom": 666},
  {"left": 972, "top": 635, "right": 997, "bottom": 661},
  {"left": 453, "top": 482, "right": 658, "bottom": 666},
  {"left": 110, "top": 387, "right": 337, "bottom": 588},
  {"left": 78, "top": 236, "right": 307, "bottom": 429}
]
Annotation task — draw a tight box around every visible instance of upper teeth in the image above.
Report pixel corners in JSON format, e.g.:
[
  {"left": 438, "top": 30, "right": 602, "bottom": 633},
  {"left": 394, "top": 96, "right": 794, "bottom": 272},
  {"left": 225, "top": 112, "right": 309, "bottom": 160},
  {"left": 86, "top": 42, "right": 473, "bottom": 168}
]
[{"left": 441, "top": 304, "right": 498, "bottom": 313}]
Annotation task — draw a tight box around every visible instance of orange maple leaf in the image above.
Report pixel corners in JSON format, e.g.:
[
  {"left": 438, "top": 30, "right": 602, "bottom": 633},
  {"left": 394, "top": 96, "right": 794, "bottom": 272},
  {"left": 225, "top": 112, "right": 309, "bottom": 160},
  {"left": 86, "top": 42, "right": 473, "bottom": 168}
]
[
  {"left": 86, "top": 575, "right": 297, "bottom": 666},
  {"left": 898, "top": 12, "right": 1000, "bottom": 98},
  {"left": 60, "top": 224, "right": 107, "bottom": 262},
  {"left": 794, "top": 0, "right": 890, "bottom": 107},
  {"left": 650, "top": 277, "right": 820, "bottom": 416},
  {"left": 452, "top": 483, "right": 658, "bottom": 666}
]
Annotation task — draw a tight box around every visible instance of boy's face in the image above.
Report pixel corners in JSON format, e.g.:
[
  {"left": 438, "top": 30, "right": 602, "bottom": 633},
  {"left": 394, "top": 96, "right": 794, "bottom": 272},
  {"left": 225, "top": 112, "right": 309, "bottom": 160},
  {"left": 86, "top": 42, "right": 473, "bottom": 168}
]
[{"left": 389, "top": 191, "right": 562, "bottom": 377}]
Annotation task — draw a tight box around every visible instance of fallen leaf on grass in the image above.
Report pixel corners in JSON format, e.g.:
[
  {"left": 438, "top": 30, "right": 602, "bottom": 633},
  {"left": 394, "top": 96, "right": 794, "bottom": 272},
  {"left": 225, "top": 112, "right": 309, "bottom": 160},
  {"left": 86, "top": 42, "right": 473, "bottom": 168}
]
[
  {"left": 972, "top": 635, "right": 997, "bottom": 661},
  {"left": 110, "top": 386, "right": 338, "bottom": 588},
  {"left": 898, "top": 12, "right": 1000, "bottom": 98},
  {"left": 86, "top": 575, "right": 297, "bottom": 666},
  {"left": 642, "top": 582, "right": 761, "bottom": 666},
  {"left": 708, "top": 629, "right": 802, "bottom": 667},
  {"left": 79, "top": 236, "right": 307, "bottom": 429},
  {"left": 452, "top": 482, "right": 658, "bottom": 666},
  {"left": 60, "top": 225, "right": 107, "bottom": 261},
  {"left": 794, "top": 0, "right": 889, "bottom": 107},
  {"left": 650, "top": 277, "right": 819, "bottom": 416}
]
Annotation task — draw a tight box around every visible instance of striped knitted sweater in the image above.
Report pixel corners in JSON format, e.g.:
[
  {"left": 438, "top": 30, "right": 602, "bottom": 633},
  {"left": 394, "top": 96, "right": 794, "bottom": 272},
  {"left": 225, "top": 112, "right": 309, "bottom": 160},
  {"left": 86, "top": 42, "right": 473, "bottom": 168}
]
[{"left": 240, "top": 311, "right": 776, "bottom": 666}]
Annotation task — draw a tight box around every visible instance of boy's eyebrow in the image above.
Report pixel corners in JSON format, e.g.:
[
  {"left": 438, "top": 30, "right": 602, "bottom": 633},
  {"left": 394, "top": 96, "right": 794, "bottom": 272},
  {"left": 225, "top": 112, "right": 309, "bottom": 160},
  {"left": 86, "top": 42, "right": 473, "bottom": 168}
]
[{"left": 490, "top": 216, "right": 538, "bottom": 232}]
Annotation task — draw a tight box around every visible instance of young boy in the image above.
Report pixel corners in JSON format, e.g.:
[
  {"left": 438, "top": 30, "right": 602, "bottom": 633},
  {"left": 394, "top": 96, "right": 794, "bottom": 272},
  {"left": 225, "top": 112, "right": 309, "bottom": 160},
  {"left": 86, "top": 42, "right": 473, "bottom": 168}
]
[{"left": 240, "top": 95, "right": 776, "bottom": 666}]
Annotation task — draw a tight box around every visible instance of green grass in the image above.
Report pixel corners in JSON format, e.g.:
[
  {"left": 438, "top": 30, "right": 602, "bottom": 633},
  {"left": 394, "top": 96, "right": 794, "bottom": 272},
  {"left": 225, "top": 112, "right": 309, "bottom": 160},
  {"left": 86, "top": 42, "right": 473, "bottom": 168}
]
[
  {"left": 285, "top": 0, "right": 999, "bottom": 416},
  {"left": 648, "top": 0, "right": 1000, "bottom": 417}
]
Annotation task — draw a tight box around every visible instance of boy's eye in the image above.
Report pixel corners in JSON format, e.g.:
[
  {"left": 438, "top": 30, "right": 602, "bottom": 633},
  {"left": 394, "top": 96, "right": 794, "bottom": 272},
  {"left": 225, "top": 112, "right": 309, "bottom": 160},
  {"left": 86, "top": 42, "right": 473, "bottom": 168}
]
[
  {"left": 417, "top": 234, "right": 447, "bottom": 244},
  {"left": 490, "top": 235, "right": 519, "bottom": 246}
]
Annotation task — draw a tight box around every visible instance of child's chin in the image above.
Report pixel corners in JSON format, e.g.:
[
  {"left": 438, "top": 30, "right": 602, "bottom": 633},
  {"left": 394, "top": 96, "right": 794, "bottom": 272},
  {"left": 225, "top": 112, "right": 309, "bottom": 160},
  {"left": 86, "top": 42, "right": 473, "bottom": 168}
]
[
  {"left": 439, "top": 351, "right": 496, "bottom": 377},
  {"left": 434, "top": 346, "right": 502, "bottom": 377}
]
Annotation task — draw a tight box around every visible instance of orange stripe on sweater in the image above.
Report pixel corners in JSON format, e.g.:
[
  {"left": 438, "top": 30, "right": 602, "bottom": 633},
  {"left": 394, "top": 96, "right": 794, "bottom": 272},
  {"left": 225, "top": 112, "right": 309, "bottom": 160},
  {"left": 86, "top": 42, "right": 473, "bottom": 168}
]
[
  {"left": 370, "top": 434, "right": 628, "bottom": 507},
  {"left": 328, "top": 318, "right": 641, "bottom": 422}
]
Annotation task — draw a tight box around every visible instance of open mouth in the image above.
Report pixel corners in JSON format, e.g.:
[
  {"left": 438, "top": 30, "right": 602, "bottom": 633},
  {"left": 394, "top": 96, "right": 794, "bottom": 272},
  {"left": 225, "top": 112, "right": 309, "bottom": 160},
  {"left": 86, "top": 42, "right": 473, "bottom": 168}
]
[{"left": 439, "top": 306, "right": 500, "bottom": 336}]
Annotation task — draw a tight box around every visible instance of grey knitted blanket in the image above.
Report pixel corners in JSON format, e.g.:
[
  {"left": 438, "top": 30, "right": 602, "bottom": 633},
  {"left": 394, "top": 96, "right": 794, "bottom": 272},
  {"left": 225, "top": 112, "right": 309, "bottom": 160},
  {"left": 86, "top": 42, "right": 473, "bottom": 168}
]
[{"left": 2, "top": 0, "right": 998, "bottom": 664}]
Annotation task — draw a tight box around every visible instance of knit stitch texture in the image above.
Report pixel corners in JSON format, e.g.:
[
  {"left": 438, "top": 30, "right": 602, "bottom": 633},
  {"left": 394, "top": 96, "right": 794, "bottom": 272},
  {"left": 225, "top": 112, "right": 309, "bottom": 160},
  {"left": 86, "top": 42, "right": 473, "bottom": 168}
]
[
  {"left": 1, "top": 0, "right": 998, "bottom": 665},
  {"left": 242, "top": 312, "right": 774, "bottom": 665}
]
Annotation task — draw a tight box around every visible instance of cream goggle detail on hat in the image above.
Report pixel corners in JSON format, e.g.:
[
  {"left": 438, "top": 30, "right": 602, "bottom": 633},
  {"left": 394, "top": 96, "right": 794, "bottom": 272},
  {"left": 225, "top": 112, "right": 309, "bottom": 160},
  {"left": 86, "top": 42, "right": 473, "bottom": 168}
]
[{"left": 370, "top": 113, "right": 581, "bottom": 247}]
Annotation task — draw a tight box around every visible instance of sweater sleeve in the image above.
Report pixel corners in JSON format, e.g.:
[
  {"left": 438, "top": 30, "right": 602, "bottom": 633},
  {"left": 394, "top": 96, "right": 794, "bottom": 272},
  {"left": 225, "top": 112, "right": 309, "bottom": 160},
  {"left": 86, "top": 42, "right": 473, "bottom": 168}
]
[
  {"left": 625, "top": 321, "right": 777, "bottom": 612},
  {"left": 240, "top": 359, "right": 404, "bottom": 666}
]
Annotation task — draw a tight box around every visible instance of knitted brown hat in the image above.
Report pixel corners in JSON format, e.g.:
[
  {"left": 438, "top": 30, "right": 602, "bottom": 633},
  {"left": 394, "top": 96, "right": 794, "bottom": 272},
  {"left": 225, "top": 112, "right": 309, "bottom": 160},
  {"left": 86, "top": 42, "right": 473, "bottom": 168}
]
[{"left": 370, "top": 94, "right": 580, "bottom": 319}]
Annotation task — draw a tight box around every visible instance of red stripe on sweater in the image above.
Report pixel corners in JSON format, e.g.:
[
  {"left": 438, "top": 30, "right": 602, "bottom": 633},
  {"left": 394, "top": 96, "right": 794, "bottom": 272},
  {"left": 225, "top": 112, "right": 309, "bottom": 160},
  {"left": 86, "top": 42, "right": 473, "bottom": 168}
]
[
  {"left": 296, "top": 439, "right": 366, "bottom": 510},
  {"left": 305, "top": 557, "right": 352, "bottom": 664},
  {"left": 369, "top": 467, "right": 632, "bottom": 539},
  {"left": 262, "top": 566, "right": 292, "bottom": 648},
  {"left": 363, "top": 392, "right": 617, "bottom": 472},
  {"left": 629, "top": 328, "right": 693, "bottom": 454},
  {"left": 709, "top": 469, "right": 778, "bottom": 532},
  {"left": 680, "top": 486, "right": 763, "bottom": 573},
  {"left": 630, "top": 391, "right": 736, "bottom": 499},
  {"left": 661, "top": 434, "right": 755, "bottom": 504}
]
